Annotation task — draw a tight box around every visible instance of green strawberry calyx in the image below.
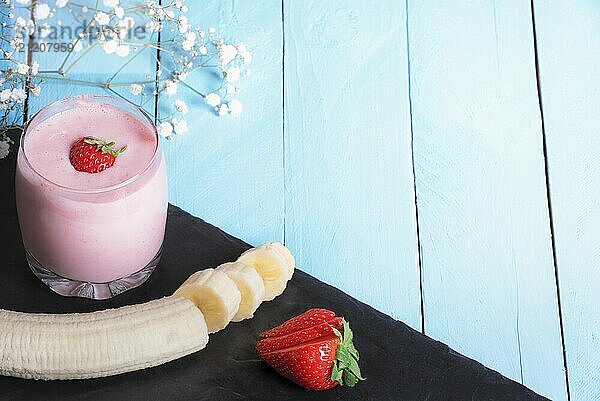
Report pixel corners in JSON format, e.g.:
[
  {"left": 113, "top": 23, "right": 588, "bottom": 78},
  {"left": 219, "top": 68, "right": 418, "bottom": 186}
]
[
  {"left": 83, "top": 137, "right": 127, "bottom": 158},
  {"left": 330, "top": 320, "right": 365, "bottom": 387}
]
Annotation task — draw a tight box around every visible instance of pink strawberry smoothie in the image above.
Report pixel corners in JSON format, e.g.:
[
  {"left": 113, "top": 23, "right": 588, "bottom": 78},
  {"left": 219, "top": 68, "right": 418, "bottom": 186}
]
[{"left": 16, "top": 95, "right": 167, "bottom": 283}]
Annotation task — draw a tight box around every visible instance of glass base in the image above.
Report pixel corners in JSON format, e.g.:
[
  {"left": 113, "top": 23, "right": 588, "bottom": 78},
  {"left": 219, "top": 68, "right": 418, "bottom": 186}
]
[{"left": 26, "top": 249, "right": 161, "bottom": 300}]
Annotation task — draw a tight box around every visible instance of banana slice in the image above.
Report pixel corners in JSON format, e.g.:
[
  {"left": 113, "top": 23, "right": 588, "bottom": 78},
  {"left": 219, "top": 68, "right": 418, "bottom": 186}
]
[
  {"left": 267, "top": 242, "right": 296, "bottom": 277},
  {"left": 237, "top": 243, "right": 293, "bottom": 301},
  {"left": 216, "top": 261, "right": 265, "bottom": 322},
  {"left": 174, "top": 268, "right": 241, "bottom": 333}
]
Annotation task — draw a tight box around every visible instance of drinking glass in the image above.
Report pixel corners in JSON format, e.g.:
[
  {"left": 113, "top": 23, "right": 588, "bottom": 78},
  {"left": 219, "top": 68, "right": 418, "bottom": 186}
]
[{"left": 15, "top": 95, "right": 167, "bottom": 299}]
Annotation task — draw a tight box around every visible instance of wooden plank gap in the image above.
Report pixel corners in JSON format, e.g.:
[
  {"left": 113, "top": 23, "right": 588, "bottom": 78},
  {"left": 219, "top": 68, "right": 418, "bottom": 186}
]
[
  {"left": 530, "top": 1, "right": 571, "bottom": 399},
  {"left": 281, "top": 0, "right": 286, "bottom": 245},
  {"left": 22, "top": 0, "right": 36, "bottom": 122},
  {"left": 153, "top": 0, "right": 162, "bottom": 124},
  {"left": 404, "top": 0, "right": 425, "bottom": 335}
]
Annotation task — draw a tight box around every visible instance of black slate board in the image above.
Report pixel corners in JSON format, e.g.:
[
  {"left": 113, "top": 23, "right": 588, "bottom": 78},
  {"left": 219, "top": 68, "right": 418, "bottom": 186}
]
[{"left": 0, "top": 132, "right": 546, "bottom": 401}]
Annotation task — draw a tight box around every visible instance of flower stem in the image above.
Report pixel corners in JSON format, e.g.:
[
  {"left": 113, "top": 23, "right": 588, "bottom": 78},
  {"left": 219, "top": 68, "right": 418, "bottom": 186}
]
[
  {"left": 58, "top": 0, "right": 100, "bottom": 73},
  {"left": 64, "top": 42, "right": 98, "bottom": 75},
  {"left": 108, "top": 44, "right": 150, "bottom": 82},
  {"left": 179, "top": 81, "right": 206, "bottom": 98}
]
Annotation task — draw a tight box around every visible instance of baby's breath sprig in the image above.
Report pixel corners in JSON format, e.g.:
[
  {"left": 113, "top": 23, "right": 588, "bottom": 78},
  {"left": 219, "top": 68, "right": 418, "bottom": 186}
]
[{"left": 0, "top": 0, "right": 251, "bottom": 157}]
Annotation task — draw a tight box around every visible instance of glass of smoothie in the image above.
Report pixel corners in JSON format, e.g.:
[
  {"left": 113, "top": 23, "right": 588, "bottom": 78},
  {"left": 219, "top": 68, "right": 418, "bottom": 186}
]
[{"left": 15, "top": 94, "right": 167, "bottom": 299}]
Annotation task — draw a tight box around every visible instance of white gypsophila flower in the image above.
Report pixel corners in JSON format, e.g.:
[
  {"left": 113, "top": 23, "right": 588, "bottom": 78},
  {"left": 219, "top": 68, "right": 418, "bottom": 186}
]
[
  {"left": 0, "top": 141, "right": 10, "bottom": 159},
  {"left": 177, "top": 15, "right": 189, "bottom": 33},
  {"left": 217, "top": 103, "right": 229, "bottom": 116},
  {"left": 10, "top": 88, "right": 26, "bottom": 103},
  {"left": 15, "top": 0, "right": 31, "bottom": 5},
  {"left": 158, "top": 121, "right": 173, "bottom": 138},
  {"left": 16, "top": 63, "right": 29, "bottom": 75},
  {"left": 130, "top": 84, "right": 142, "bottom": 96},
  {"left": 33, "top": 3, "right": 51, "bottom": 20},
  {"left": 94, "top": 12, "right": 110, "bottom": 26},
  {"left": 228, "top": 99, "right": 242, "bottom": 116},
  {"left": 172, "top": 118, "right": 188, "bottom": 135},
  {"left": 116, "top": 27, "right": 127, "bottom": 40},
  {"left": 236, "top": 43, "right": 252, "bottom": 64},
  {"left": 224, "top": 66, "right": 240, "bottom": 83},
  {"left": 115, "top": 7, "right": 124, "bottom": 19},
  {"left": 199, "top": 46, "right": 207, "bottom": 55},
  {"left": 174, "top": 99, "right": 188, "bottom": 114},
  {"left": 31, "top": 60, "right": 39, "bottom": 75},
  {"left": 165, "top": 80, "right": 177, "bottom": 96},
  {"left": 39, "top": 23, "right": 51, "bottom": 38},
  {"left": 219, "top": 44, "right": 237, "bottom": 66},
  {"left": 181, "top": 5, "right": 188, "bottom": 13},
  {"left": 178, "top": 72, "right": 187, "bottom": 81},
  {"left": 145, "top": 20, "right": 161, "bottom": 33},
  {"left": 15, "top": 17, "right": 35, "bottom": 35},
  {"left": 0, "top": 89, "right": 10, "bottom": 103},
  {"left": 241, "top": 52, "right": 252, "bottom": 65},
  {"left": 14, "top": 17, "right": 27, "bottom": 29},
  {"left": 205, "top": 93, "right": 220, "bottom": 107},
  {"left": 10, "top": 35, "right": 24, "bottom": 49},
  {"left": 103, "top": 0, "right": 119, "bottom": 8},
  {"left": 56, "top": 0, "right": 68, "bottom": 8},
  {"left": 181, "top": 31, "right": 195, "bottom": 51},
  {"left": 26, "top": 19, "right": 36, "bottom": 35},
  {"left": 102, "top": 40, "right": 117, "bottom": 54},
  {"left": 115, "top": 44, "right": 130, "bottom": 57},
  {"left": 30, "top": 85, "right": 41, "bottom": 97}
]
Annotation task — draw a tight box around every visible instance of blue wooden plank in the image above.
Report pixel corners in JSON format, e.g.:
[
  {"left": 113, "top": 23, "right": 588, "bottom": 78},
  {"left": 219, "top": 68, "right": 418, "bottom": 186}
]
[
  {"left": 283, "top": 0, "right": 421, "bottom": 329},
  {"left": 26, "top": 1, "right": 157, "bottom": 117},
  {"left": 160, "top": 1, "right": 284, "bottom": 246},
  {"left": 407, "top": 1, "right": 567, "bottom": 399},
  {"left": 0, "top": 5, "right": 29, "bottom": 127},
  {"left": 534, "top": 1, "right": 600, "bottom": 400}
]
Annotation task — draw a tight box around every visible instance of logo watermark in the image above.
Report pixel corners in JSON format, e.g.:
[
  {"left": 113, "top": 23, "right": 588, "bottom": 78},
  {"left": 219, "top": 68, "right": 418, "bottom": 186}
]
[{"left": 18, "top": 20, "right": 149, "bottom": 52}]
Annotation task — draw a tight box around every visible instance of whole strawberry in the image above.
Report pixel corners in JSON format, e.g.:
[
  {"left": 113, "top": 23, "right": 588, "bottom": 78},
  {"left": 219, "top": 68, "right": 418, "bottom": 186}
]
[
  {"left": 257, "top": 309, "right": 364, "bottom": 391},
  {"left": 260, "top": 308, "right": 336, "bottom": 338},
  {"left": 69, "top": 137, "right": 127, "bottom": 173}
]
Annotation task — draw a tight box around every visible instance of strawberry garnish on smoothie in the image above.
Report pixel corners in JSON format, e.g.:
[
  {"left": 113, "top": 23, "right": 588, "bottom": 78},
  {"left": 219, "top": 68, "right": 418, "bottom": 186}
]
[{"left": 69, "top": 137, "right": 127, "bottom": 173}]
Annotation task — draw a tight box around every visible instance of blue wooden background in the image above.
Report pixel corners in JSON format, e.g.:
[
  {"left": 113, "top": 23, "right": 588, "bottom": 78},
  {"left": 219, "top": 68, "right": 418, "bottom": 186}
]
[{"left": 5, "top": 1, "right": 600, "bottom": 399}]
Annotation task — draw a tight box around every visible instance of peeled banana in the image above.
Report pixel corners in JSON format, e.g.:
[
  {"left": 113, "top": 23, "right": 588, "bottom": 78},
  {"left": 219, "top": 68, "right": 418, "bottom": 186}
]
[
  {"left": 216, "top": 261, "right": 265, "bottom": 322},
  {"left": 0, "top": 296, "right": 208, "bottom": 380},
  {"left": 238, "top": 243, "right": 295, "bottom": 301},
  {"left": 0, "top": 243, "right": 296, "bottom": 380},
  {"left": 174, "top": 268, "right": 241, "bottom": 333}
]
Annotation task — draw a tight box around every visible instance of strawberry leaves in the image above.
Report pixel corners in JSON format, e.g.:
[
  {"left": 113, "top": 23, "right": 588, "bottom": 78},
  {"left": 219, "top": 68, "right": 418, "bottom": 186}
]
[
  {"left": 83, "top": 137, "right": 127, "bottom": 158},
  {"left": 331, "top": 320, "right": 364, "bottom": 387}
]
